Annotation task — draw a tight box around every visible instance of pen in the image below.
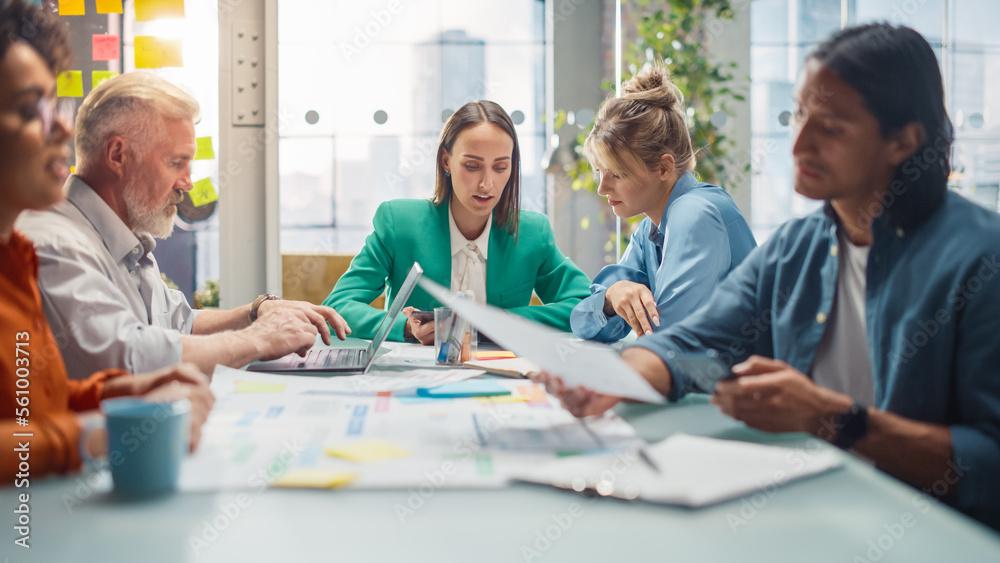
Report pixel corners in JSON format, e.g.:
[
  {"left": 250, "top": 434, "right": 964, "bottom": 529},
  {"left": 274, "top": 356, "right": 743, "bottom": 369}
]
[{"left": 636, "top": 445, "right": 662, "bottom": 474}]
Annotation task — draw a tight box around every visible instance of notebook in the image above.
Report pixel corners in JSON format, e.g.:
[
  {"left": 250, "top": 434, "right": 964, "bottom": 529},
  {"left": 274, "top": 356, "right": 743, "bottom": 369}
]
[
  {"left": 513, "top": 433, "right": 843, "bottom": 507},
  {"left": 246, "top": 263, "right": 423, "bottom": 374}
]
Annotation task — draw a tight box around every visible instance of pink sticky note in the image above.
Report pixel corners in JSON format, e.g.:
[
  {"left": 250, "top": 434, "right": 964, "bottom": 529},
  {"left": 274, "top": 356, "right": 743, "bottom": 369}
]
[{"left": 92, "top": 35, "right": 120, "bottom": 62}]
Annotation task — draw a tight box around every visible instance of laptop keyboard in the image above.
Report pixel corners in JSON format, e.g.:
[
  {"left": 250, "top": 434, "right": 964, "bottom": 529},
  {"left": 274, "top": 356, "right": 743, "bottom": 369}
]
[{"left": 308, "top": 348, "right": 364, "bottom": 368}]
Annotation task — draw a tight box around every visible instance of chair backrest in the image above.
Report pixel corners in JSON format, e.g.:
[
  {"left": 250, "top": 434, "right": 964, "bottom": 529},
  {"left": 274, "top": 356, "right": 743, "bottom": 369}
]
[{"left": 281, "top": 253, "right": 385, "bottom": 308}]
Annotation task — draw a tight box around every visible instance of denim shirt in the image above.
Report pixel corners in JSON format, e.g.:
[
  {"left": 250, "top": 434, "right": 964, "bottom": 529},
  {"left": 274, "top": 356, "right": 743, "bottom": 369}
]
[
  {"left": 634, "top": 192, "right": 1000, "bottom": 528},
  {"left": 571, "top": 172, "right": 757, "bottom": 342}
]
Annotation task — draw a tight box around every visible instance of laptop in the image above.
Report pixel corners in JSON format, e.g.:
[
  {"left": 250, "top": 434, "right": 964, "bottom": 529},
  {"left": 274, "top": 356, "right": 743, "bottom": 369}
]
[{"left": 246, "top": 262, "right": 424, "bottom": 374}]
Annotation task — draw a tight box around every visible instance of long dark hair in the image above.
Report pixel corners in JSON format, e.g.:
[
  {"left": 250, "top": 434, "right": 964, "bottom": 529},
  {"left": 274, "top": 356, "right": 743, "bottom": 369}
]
[
  {"left": 434, "top": 100, "right": 521, "bottom": 238},
  {"left": 810, "top": 23, "right": 952, "bottom": 230}
]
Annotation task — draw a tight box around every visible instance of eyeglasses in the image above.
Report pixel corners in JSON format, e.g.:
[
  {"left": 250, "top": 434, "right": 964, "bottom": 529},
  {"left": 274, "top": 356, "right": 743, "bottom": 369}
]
[{"left": 37, "top": 96, "right": 76, "bottom": 142}]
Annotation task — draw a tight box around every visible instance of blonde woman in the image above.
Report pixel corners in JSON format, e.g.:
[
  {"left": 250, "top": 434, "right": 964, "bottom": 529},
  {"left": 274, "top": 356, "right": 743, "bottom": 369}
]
[{"left": 571, "top": 63, "right": 756, "bottom": 343}]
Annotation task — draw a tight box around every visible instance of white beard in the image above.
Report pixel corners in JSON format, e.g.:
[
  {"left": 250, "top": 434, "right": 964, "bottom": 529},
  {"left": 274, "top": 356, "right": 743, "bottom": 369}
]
[{"left": 123, "top": 176, "right": 179, "bottom": 239}]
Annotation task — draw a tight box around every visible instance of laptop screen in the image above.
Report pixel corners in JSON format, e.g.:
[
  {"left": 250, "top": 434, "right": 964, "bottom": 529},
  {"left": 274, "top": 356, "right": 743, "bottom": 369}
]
[{"left": 366, "top": 262, "right": 424, "bottom": 356}]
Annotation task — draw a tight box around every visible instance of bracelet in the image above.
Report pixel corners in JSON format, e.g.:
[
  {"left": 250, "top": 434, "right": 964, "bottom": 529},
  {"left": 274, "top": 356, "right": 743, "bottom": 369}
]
[{"left": 249, "top": 294, "right": 281, "bottom": 323}]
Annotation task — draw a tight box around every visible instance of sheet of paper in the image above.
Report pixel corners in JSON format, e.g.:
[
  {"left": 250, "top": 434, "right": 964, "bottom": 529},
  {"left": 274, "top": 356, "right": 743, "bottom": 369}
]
[
  {"left": 58, "top": 0, "right": 85, "bottom": 16},
  {"left": 134, "top": 0, "right": 185, "bottom": 21},
  {"left": 134, "top": 36, "right": 183, "bottom": 69},
  {"left": 463, "top": 357, "right": 539, "bottom": 378},
  {"left": 95, "top": 0, "right": 124, "bottom": 14},
  {"left": 92, "top": 35, "right": 120, "bottom": 61},
  {"left": 194, "top": 137, "right": 214, "bottom": 160},
  {"left": 56, "top": 71, "right": 83, "bottom": 97},
  {"left": 513, "top": 434, "right": 843, "bottom": 507},
  {"left": 92, "top": 70, "right": 119, "bottom": 89},
  {"left": 419, "top": 278, "right": 665, "bottom": 403},
  {"left": 372, "top": 341, "right": 439, "bottom": 367},
  {"left": 189, "top": 177, "right": 218, "bottom": 206},
  {"left": 326, "top": 441, "right": 411, "bottom": 463},
  {"left": 213, "top": 365, "right": 482, "bottom": 397}
]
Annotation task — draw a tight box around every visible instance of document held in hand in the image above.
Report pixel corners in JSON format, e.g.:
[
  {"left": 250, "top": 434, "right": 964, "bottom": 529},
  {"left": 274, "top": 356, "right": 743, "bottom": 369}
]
[{"left": 418, "top": 278, "right": 665, "bottom": 403}]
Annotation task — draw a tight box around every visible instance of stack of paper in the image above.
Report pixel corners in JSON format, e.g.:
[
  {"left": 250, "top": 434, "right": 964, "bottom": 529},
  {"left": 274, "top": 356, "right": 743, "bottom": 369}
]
[{"left": 513, "top": 433, "right": 843, "bottom": 507}]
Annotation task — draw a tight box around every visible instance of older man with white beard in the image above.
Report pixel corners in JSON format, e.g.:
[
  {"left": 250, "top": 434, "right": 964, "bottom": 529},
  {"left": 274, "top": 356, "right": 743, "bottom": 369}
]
[{"left": 18, "top": 72, "right": 351, "bottom": 380}]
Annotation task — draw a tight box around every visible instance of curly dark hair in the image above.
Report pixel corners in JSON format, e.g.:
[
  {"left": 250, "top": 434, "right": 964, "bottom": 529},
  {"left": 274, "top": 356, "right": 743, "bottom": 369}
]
[{"left": 1, "top": 0, "right": 72, "bottom": 74}]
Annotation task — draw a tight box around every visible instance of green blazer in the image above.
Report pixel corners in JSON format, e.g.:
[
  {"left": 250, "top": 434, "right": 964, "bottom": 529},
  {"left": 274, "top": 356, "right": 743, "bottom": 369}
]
[{"left": 323, "top": 199, "right": 592, "bottom": 341}]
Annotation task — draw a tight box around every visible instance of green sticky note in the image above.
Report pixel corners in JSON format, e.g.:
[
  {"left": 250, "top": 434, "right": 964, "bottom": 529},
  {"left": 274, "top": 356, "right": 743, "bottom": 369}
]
[
  {"left": 194, "top": 137, "right": 214, "bottom": 160},
  {"left": 134, "top": 0, "right": 185, "bottom": 22},
  {"left": 96, "top": 0, "right": 123, "bottom": 14},
  {"left": 326, "top": 441, "right": 411, "bottom": 463},
  {"left": 189, "top": 177, "right": 218, "bottom": 207},
  {"left": 234, "top": 381, "right": 285, "bottom": 394},
  {"left": 56, "top": 71, "right": 83, "bottom": 97},
  {"left": 92, "top": 71, "right": 119, "bottom": 89},
  {"left": 58, "top": 0, "right": 85, "bottom": 16}
]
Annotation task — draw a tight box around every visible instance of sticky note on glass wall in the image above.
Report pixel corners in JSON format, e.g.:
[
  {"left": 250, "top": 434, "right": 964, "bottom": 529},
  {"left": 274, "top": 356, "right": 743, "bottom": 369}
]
[
  {"left": 92, "top": 71, "right": 119, "bottom": 88},
  {"left": 134, "top": 36, "right": 183, "bottom": 69},
  {"left": 92, "top": 35, "right": 120, "bottom": 61},
  {"left": 189, "top": 178, "right": 218, "bottom": 207},
  {"left": 96, "top": 0, "right": 123, "bottom": 14},
  {"left": 134, "top": 0, "right": 185, "bottom": 22},
  {"left": 56, "top": 71, "right": 83, "bottom": 97},
  {"left": 58, "top": 0, "right": 85, "bottom": 16},
  {"left": 194, "top": 137, "right": 214, "bottom": 160}
]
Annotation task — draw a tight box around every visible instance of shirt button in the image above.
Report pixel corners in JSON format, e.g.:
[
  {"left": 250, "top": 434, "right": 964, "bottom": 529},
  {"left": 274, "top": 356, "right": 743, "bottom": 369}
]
[
  {"left": 830, "top": 245, "right": 839, "bottom": 257},
  {"left": 130, "top": 270, "right": 136, "bottom": 277},
  {"left": 816, "top": 312, "right": 827, "bottom": 324},
  {"left": 132, "top": 247, "right": 141, "bottom": 254}
]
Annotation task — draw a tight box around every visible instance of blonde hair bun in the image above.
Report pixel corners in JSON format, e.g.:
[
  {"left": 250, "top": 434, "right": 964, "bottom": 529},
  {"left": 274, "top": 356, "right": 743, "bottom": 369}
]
[{"left": 620, "top": 62, "right": 683, "bottom": 111}]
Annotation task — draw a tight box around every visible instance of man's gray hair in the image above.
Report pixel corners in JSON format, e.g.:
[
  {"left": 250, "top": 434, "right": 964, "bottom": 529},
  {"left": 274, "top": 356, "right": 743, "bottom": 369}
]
[{"left": 75, "top": 72, "right": 200, "bottom": 173}]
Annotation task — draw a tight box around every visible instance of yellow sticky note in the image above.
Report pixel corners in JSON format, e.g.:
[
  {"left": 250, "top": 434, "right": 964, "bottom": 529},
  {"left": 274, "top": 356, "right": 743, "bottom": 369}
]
[
  {"left": 96, "top": 0, "right": 123, "bottom": 14},
  {"left": 58, "top": 0, "right": 85, "bottom": 16},
  {"left": 475, "top": 350, "right": 516, "bottom": 360},
  {"left": 326, "top": 441, "right": 410, "bottom": 463},
  {"left": 189, "top": 178, "right": 218, "bottom": 207},
  {"left": 271, "top": 470, "right": 357, "bottom": 489},
  {"left": 134, "top": 36, "right": 183, "bottom": 69},
  {"left": 476, "top": 394, "right": 529, "bottom": 405},
  {"left": 56, "top": 71, "right": 83, "bottom": 97},
  {"left": 134, "top": 0, "right": 185, "bottom": 22},
  {"left": 235, "top": 381, "right": 285, "bottom": 394},
  {"left": 194, "top": 137, "right": 214, "bottom": 160},
  {"left": 70, "top": 166, "right": 75, "bottom": 174},
  {"left": 92, "top": 71, "right": 119, "bottom": 89}
]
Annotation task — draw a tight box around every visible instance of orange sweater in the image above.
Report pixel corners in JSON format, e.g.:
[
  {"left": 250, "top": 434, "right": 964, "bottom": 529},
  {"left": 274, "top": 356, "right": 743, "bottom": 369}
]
[{"left": 1, "top": 231, "right": 125, "bottom": 483}]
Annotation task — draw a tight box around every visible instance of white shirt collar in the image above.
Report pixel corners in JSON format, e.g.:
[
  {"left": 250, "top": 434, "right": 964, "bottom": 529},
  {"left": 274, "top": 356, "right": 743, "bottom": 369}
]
[{"left": 448, "top": 205, "right": 491, "bottom": 260}]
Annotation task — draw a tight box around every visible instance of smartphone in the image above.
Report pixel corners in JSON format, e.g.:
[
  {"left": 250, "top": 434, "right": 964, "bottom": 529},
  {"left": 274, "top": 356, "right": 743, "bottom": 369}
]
[
  {"left": 667, "top": 351, "right": 736, "bottom": 384},
  {"left": 410, "top": 310, "right": 434, "bottom": 324}
]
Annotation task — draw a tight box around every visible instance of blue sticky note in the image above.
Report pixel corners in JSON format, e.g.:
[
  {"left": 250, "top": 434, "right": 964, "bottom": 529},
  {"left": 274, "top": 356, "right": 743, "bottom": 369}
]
[{"left": 417, "top": 380, "right": 511, "bottom": 398}]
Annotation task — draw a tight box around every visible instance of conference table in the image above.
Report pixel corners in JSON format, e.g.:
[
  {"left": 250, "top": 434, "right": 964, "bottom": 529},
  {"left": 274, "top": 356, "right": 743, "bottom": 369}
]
[{"left": 5, "top": 344, "right": 1000, "bottom": 563}]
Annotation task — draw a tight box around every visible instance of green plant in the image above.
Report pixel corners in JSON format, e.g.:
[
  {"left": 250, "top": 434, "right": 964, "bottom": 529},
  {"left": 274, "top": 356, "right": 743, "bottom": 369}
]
[
  {"left": 557, "top": 0, "right": 745, "bottom": 255},
  {"left": 194, "top": 279, "right": 220, "bottom": 309}
]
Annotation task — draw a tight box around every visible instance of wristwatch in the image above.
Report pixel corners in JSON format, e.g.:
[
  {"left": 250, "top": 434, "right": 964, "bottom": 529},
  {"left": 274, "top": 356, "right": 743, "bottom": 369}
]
[
  {"left": 249, "top": 294, "right": 281, "bottom": 323},
  {"left": 832, "top": 401, "right": 869, "bottom": 450}
]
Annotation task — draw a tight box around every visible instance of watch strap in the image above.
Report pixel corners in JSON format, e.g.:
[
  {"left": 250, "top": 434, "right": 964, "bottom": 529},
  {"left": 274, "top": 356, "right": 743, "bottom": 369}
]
[
  {"left": 249, "top": 294, "right": 281, "bottom": 323},
  {"left": 832, "top": 401, "right": 869, "bottom": 450}
]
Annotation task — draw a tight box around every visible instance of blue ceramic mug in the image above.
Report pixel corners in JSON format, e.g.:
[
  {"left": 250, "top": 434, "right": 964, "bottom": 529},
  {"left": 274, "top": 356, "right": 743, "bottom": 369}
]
[{"left": 101, "top": 398, "right": 191, "bottom": 496}]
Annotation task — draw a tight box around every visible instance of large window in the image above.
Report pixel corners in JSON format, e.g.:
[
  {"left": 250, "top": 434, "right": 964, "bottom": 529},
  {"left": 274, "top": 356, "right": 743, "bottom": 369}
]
[
  {"left": 277, "top": 0, "right": 548, "bottom": 254},
  {"left": 750, "top": 0, "right": 999, "bottom": 240}
]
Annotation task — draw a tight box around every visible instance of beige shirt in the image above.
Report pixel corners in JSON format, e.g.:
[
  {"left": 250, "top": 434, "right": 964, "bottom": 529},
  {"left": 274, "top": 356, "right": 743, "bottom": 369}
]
[{"left": 448, "top": 206, "right": 490, "bottom": 304}]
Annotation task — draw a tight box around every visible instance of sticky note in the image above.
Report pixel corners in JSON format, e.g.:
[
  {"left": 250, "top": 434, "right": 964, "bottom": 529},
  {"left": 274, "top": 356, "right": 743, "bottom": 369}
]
[
  {"left": 56, "top": 71, "right": 83, "bottom": 97},
  {"left": 271, "top": 470, "right": 357, "bottom": 489},
  {"left": 417, "top": 380, "right": 511, "bottom": 398},
  {"left": 235, "top": 381, "right": 286, "bottom": 394},
  {"left": 92, "top": 35, "right": 120, "bottom": 61},
  {"left": 189, "top": 177, "right": 218, "bottom": 207},
  {"left": 58, "top": 0, "right": 85, "bottom": 16},
  {"left": 476, "top": 394, "right": 529, "bottom": 405},
  {"left": 134, "top": 0, "right": 185, "bottom": 22},
  {"left": 475, "top": 350, "right": 516, "bottom": 360},
  {"left": 194, "top": 137, "right": 214, "bottom": 160},
  {"left": 96, "top": 0, "right": 124, "bottom": 14},
  {"left": 70, "top": 166, "right": 75, "bottom": 174},
  {"left": 326, "top": 441, "right": 411, "bottom": 463},
  {"left": 92, "top": 71, "right": 119, "bottom": 89},
  {"left": 134, "top": 36, "right": 183, "bottom": 69}
]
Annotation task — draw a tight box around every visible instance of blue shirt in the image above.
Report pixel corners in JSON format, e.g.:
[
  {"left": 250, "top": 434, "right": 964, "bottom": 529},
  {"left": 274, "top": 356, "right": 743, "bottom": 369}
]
[
  {"left": 571, "top": 172, "right": 757, "bottom": 342},
  {"left": 634, "top": 192, "right": 1000, "bottom": 529}
]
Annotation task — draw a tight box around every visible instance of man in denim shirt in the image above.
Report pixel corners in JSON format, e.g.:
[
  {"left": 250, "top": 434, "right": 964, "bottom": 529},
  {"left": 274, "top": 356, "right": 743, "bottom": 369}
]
[{"left": 537, "top": 24, "right": 1000, "bottom": 530}]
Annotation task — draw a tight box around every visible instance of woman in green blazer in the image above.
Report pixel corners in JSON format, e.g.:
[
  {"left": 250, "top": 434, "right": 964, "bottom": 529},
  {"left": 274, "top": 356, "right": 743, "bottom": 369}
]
[{"left": 323, "top": 100, "right": 591, "bottom": 342}]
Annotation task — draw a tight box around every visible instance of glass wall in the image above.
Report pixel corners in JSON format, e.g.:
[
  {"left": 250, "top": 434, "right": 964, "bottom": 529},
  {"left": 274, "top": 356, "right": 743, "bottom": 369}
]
[
  {"left": 750, "top": 0, "right": 998, "bottom": 241},
  {"left": 276, "top": 0, "right": 548, "bottom": 254}
]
